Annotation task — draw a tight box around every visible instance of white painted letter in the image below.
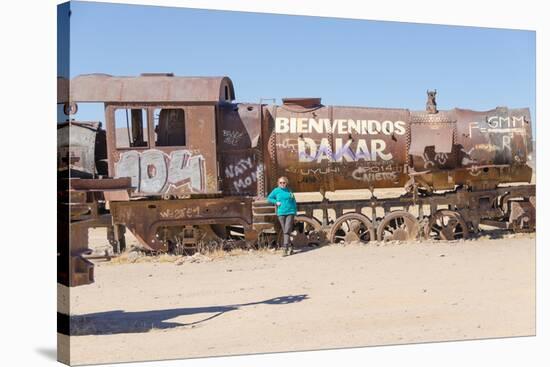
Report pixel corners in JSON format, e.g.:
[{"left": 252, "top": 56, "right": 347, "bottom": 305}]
[
  {"left": 371, "top": 139, "right": 392, "bottom": 161},
  {"left": 394, "top": 120, "right": 406, "bottom": 135},
  {"left": 275, "top": 117, "right": 289, "bottom": 133}
]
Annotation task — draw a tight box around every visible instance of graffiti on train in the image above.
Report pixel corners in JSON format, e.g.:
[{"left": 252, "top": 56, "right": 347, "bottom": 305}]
[
  {"left": 115, "top": 149, "right": 205, "bottom": 193},
  {"left": 275, "top": 117, "right": 406, "bottom": 163},
  {"left": 468, "top": 115, "right": 527, "bottom": 152},
  {"left": 224, "top": 157, "right": 257, "bottom": 193}
]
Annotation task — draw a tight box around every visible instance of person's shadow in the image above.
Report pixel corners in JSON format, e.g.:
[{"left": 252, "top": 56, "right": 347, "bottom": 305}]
[{"left": 67, "top": 294, "right": 308, "bottom": 336}]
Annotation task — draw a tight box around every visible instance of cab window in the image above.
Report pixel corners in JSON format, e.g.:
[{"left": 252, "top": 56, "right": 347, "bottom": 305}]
[
  {"left": 114, "top": 108, "right": 148, "bottom": 148},
  {"left": 154, "top": 108, "right": 186, "bottom": 146}
]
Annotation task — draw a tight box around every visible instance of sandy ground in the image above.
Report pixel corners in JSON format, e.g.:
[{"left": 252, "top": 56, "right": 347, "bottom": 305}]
[{"left": 64, "top": 228, "right": 535, "bottom": 365}]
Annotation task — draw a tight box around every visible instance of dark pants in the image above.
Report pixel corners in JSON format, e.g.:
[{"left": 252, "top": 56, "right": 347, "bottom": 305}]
[{"left": 278, "top": 215, "right": 295, "bottom": 249}]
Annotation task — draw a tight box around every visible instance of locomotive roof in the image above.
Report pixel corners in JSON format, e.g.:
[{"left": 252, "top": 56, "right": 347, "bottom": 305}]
[{"left": 58, "top": 73, "right": 235, "bottom": 104}]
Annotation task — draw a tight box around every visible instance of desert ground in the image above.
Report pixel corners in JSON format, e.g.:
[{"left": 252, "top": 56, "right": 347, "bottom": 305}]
[{"left": 62, "top": 224, "right": 536, "bottom": 365}]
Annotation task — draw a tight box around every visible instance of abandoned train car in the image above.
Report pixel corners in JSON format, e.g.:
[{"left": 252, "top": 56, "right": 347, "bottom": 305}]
[{"left": 58, "top": 73, "right": 535, "bottom": 286}]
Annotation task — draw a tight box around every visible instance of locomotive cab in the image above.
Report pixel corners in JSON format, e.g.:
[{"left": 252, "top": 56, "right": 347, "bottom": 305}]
[
  {"left": 70, "top": 73, "right": 238, "bottom": 197},
  {"left": 64, "top": 73, "right": 264, "bottom": 254}
]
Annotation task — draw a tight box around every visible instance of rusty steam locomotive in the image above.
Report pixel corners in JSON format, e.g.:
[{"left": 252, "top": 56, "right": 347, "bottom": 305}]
[{"left": 58, "top": 73, "right": 535, "bottom": 286}]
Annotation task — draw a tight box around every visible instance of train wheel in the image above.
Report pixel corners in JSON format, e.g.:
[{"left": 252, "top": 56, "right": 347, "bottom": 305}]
[
  {"left": 278, "top": 215, "right": 325, "bottom": 248},
  {"left": 156, "top": 225, "right": 224, "bottom": 255},
  {"left": 508, "top": 198, "right": 536, "bottom": 233},
  {"left": 377, "top": 211, "right": 419, "bottom": 242},
  {"left": 329, "top": 213, "right": 376, "bottom": 244},
  {"left": 206, "top": 224, "right": 249, "bottom": 250},
  {"left": 424, "top": 210, "right": 469, "bottom": 241}
]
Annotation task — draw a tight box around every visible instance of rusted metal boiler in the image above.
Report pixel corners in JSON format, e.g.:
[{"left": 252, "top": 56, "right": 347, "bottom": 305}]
[{"left": 264, "top": 97, "right": 533, "bottom": 194}]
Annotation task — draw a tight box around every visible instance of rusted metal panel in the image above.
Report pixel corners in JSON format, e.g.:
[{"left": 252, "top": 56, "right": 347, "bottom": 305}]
[
  {"left": 106, "top": 104, "right": 219, "bottom": 196},
  {"left": 110, "top": 197, "right": 254, "bottom": 251},
  {"left": 409, "top": 111, "right": 458, "bottom": 177},
  {"left": 281, "top": 97, "right": 322, "bottom": 108},
  {"left": 239, "top": 104, "right": 262, "bottom": 148},
  {"left": 454, "top": 107, "right": 532, "bottom": 167},
  {"left": 435, "top": 126, "right": 454, "bottom": 153},
  {"left": 332, "top": 106, "right": 410, "bottom": 190},
  {"left": 219, "top": 152, "right": 259, "bottom": 196},
  {"left": 103, "top": 190, "right": 130, "bottom": 202},
  {"left": 410, "top": 110, "right": 455, "bottom": 124},
  {"left": 66, "top": 74, "right": 235, "bottom": 103},
  {"left": 267, "top": 103, "right": 331, "bottom": 191},
  {"left": 217, "top": 103, "right": 257, "bottom": 150},
  {"left": 57, "top": 122, "right": 101, "bottom": 177},
  {"left": 408, "top": 106, "right": 533, "bottom": 190},
  {"left": 409, "top": 124, "right": 454, "bottom": 155},
  {"left": 70, "top": 177, "right": 131, "bottom": 191},
  {"left": 265, "top": 103, "right": 410, "bottom": 192},
  {"left": 215, "top": 103, "right": 262, "bottom": 196},
  {"left": 68, "top": 222, "right": 95, "bottom": 286}
]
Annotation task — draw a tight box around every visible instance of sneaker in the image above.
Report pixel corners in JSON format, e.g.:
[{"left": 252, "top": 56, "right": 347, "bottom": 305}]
[{"left": 288, "top": 247, "right": 294, "bottom": 256}]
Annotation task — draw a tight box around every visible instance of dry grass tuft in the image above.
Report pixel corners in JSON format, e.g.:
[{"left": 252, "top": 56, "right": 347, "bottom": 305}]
[{"left": 104, "top": 244, "right": 268, "bottom": 266}]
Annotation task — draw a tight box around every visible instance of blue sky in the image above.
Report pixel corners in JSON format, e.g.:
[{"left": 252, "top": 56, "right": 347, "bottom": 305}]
[{"left": 61, "top": 1, "right": 536, "bottom": 130}]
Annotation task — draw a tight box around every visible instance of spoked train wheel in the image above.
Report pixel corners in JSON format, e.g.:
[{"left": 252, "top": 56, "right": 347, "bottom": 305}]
[
  {"left": 329, "top": 213, "right": 376, "bottom": 244},
  {"left": 424, "top": 210, "right": 469, "bottom": 240},
  {"left": 278, "top": 215, "right": 325, "bottom": 248},
  {"left": 377, "top": 211, "right": 419, "bottom": 242}
]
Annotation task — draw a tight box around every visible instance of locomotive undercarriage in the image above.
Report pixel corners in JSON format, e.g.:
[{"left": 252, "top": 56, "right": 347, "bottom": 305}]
[
  {"left": 291, "top": 183, "right": 536, "bottom": 246},
  {"left": 103, "top": 183, "right": 535, "bottom": 255}
]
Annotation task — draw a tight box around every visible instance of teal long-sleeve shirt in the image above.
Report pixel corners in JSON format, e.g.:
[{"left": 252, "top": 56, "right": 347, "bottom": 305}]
[{"left": 267, "top": 187, "right": 297, "bottom": 216}]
